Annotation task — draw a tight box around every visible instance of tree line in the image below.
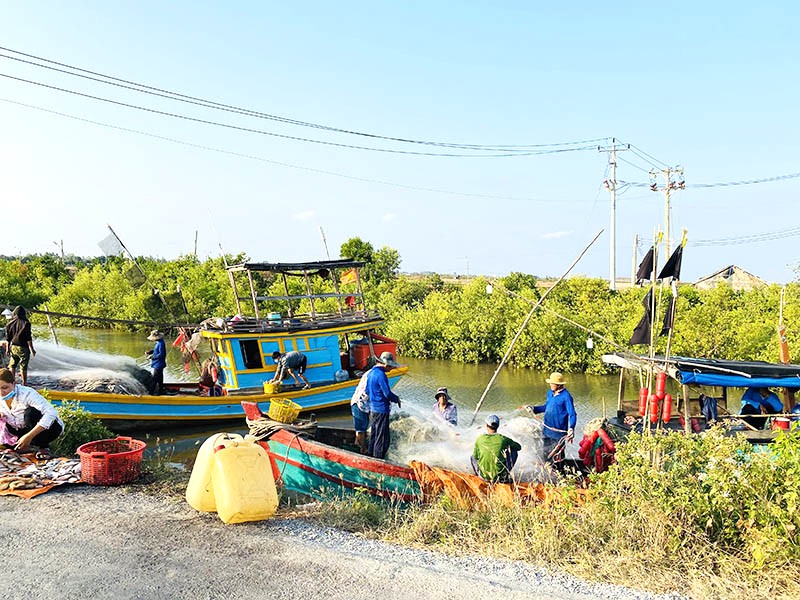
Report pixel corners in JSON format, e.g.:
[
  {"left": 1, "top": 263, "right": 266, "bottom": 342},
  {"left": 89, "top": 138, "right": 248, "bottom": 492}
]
[{"left": 2, "top": 241, "right": 798, "bottom": 373}]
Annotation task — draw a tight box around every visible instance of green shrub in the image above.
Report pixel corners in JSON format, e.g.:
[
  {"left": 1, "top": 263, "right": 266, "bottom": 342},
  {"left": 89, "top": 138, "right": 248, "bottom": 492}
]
[{"left": 50, "top": 399, "right": 113, "bottom": 457}]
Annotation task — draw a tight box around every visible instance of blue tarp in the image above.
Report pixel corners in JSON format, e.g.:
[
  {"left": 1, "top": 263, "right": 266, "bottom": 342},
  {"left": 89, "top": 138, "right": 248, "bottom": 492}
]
[{"left": 678, "top": 371, "right": 800, "bottom": 389}]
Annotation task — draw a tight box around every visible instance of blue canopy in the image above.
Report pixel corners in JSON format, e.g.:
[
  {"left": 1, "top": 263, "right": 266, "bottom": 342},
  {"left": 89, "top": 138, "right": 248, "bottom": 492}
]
[
  {"left": 673, "top": 356, "right": 800, "bottom": 389},
  {"left": 678, "top": 371, "right": 800, "bottom": 389}
]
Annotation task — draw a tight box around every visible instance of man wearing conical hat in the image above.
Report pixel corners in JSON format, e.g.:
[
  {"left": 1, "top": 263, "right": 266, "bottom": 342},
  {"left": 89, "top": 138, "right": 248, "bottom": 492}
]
[
  {"left": 145, "top": 330, "right": 167, "bottom": 395},
  {"left": 526, "top": 372, "right": 577, "bottom": 466}
]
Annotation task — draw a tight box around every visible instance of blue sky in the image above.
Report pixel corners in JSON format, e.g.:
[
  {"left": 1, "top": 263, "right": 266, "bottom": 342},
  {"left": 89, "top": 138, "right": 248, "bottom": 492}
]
[{"left": 1, "top": 2, "right": 799, "bottom": 283}]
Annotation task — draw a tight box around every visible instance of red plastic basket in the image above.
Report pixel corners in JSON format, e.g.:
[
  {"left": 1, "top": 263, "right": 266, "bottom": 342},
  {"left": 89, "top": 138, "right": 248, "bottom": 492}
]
[{"left": 77, "top": 436, "right": 147, "bottom": 485}]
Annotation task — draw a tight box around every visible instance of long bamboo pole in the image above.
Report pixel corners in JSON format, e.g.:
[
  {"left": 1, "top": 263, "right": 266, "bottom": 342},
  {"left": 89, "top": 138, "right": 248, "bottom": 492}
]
[{"left": 468, "top": 229, "right": 604, "bottom": 426}]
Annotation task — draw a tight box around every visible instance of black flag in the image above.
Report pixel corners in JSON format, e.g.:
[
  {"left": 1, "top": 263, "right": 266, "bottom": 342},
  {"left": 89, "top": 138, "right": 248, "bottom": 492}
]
[
  {"left": 660, "top": 295, "right": 676, "bottom": 336},
  {"left": 630, "top": 289, "right": 653, "bottom": 345},
  {"left": 635, "top": 247, "right": 655, "bottom": 284},
  {"left": 658, "top": 245, "right": 684, "bottom": 281}
]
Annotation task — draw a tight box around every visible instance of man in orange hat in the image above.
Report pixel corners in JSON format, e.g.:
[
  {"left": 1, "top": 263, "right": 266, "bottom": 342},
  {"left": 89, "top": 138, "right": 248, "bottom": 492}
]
[{"left": 526, "top": 372, "right": 577, "bottom": 466}]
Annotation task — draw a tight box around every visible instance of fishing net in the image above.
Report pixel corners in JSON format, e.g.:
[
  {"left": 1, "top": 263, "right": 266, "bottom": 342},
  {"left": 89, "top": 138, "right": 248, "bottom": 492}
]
[{"left": 27, "top": 342, "right": 153, "bottom": 394}]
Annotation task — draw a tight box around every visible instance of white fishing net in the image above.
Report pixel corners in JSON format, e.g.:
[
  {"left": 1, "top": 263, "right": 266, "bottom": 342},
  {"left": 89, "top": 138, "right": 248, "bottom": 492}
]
[{"left": 25, "top": 341, "right": 152, "bottom": 394}]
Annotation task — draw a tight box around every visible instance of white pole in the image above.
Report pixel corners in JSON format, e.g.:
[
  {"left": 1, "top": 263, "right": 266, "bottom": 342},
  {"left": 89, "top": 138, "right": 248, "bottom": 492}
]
[{"left": 610, "top": 139, "right": 617, "bottom": 291}]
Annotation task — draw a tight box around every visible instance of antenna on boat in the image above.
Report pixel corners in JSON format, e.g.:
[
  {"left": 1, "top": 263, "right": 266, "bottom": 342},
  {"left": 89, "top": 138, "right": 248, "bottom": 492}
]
[{"left": 319, "top": 226, "right": 331, "bottom": 260}]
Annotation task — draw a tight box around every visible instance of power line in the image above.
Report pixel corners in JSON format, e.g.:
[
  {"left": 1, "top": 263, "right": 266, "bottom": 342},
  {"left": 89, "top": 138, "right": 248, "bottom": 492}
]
[
  {"left": 690, "top": 225, "right": 800, "bottom": 247},
  {"left": 0, "top": 97, "right": 579, "bottom": 203},
  {"left": 0, "top": 45, "right": 609, "bottom": 152},
  {"left": 620, "top": 170, "right": 800, "bottom": 189},
  {"left": 625, "top": 143, "right": 670, "bottom": 168},
  {"left": 5, "top": 72, "right": 587, "bottom": 157},
  {"left": 616, "top": 155, "right": 652, "bottom": 173},
  {"left": 688, "top": 172, "right": 800, "bottom": 188}
]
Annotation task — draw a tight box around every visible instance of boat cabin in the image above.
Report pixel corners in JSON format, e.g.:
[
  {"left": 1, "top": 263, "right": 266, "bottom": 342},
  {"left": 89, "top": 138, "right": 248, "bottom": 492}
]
[{"left": 201, "top": 259, "right": 397, "bottom": 392}]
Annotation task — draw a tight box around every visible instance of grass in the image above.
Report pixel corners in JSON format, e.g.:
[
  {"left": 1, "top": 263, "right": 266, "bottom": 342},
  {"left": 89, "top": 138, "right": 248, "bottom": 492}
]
[
  {"left": 298, "top": 491, "right": 800, "bottom": 600},
  {"left": 295, "top": 427, "right": 800, "bottom": 600}
]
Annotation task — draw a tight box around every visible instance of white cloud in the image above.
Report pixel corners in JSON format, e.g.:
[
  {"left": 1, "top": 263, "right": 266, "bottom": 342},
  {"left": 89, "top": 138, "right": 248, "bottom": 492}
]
[
  {"left": 293, "top": 210, "right": 316, "bottom": 221},
  {"left": 383, "top": 213, "right": 396, "bottom": 222},
  {"left": 542, "top": 230, "right": 573, "bottom": 240}
]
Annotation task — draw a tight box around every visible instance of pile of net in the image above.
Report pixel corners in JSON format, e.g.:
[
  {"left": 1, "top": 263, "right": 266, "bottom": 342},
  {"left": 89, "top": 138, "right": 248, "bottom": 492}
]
[{"left": 409, "top": 460, "right": 588, "bottom": 509}]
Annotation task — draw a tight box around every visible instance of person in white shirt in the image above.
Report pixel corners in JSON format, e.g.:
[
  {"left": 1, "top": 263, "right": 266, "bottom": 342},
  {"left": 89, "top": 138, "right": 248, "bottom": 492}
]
[{"left": 0, "top": 368, "right": 64, "bottom": 453}]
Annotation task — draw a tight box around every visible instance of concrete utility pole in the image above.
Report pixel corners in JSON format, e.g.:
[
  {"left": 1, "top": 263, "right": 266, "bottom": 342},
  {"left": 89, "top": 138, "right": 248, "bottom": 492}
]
[
  {"left": 631, "top": 234, "right": 639, "bottom": 285},
  {"left": 52, "top": 240, "right": 64, "bottom": 264},
  {"left": 649, "top": 166, "right": 685, "bottom": 260},
  {"left": 598, "top": 139, "right": 629, "bottom": 291}
]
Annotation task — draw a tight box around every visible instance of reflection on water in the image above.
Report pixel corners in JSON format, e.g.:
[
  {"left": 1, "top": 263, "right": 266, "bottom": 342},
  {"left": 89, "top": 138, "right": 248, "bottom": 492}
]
[{"left": 27, "top": 328, "right": 621, "bottom": 468}]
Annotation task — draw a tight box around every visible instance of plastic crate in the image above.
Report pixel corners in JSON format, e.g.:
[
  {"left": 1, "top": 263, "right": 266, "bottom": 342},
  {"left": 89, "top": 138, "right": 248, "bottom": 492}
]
[
  {"left": 77, "top": 437, "right": 147, "bottom": 485},
  {"left": 267, "top": 398, "right": 301, "bottom": 423}
]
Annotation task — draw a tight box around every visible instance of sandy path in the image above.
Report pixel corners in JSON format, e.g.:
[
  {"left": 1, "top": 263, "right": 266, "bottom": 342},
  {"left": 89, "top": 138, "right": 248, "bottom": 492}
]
[{"left": 0, "top": 486, "right": 673, "bottom": 600}]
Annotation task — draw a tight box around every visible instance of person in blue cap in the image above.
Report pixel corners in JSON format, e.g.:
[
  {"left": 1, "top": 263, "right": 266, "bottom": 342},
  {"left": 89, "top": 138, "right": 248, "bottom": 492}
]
[{"left": 470, "top": 414, "right": 521, "bottom": 483}]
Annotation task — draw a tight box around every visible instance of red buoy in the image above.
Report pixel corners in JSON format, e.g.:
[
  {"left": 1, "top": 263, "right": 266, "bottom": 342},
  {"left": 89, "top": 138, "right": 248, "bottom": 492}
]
[
  {"left": 638, "top": 387, "right": 649, "bottom": 417},
  {"left": 655, "top": 371, "right": 667, "bottom": 397},
  {"left": 649, "top": 393, "right": 660, "bottom": 423},
  {"left": 661, "top": 393, "right": 673, "bottom": 422}
]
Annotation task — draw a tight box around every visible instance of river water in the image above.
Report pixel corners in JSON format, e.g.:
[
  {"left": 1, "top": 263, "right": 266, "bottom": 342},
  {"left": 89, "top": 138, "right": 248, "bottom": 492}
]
[{"left": 26, "top": 327, "right": 622, "bottom": 475}]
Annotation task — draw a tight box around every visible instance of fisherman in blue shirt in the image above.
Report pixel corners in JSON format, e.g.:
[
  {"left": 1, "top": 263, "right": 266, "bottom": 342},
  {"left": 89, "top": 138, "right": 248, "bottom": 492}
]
[
  {"left": 145, "top": 330, "right": 167, "bottom": 396},
  {"left": 740, "top": 387, "right": 783, "bottom": 429},
  {"left": 526, "top": 372, "right": 577, "bottom": 466},
  {"left": 366, "top": 351, "right": 402, "bottom": 459}
]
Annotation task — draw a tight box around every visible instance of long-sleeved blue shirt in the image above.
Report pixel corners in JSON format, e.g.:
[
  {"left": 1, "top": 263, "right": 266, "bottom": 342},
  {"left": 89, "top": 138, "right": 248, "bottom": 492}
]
[
  {"left": 150, "top": 338, "right": 166, "bottom": 370},
  {"left": 741, "top": 387, "right": 783, "bottom": 413},
  {"left": 528, "top": 388, "right": 577, "bottom": 440},
  {"left": 366, "top": 366, "right": 399, "bottom": 414}
]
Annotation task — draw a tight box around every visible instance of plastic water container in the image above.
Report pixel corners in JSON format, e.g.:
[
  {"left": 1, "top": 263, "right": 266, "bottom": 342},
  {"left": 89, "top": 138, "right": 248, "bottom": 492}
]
[
  {"left": 334, "top": 369, "right": 348, "bottom": 382},
  {"left": 772, "top": 417, "right": 791, "bottom": 431},
  {"left": 186, "top": 433, "right": 244, "bottom": 512},
  {"left": 267, "top": 312, "right": 281, "bottom": 323},
  {"left": 211, "top": 438, "right": 278, "bottom": 524}
]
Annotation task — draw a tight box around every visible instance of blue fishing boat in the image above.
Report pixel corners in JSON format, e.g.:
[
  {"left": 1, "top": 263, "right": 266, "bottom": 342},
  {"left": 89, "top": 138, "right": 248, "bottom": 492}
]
[{"left": 46, "top": 259, "right": 407, "bottom": 430}]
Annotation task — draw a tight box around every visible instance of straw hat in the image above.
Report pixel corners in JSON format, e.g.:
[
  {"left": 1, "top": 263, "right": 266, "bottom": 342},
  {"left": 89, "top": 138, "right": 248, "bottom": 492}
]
[
  {"left": 147, "top": 330, "right": 164, "bottom": 341},
  {"left": 546, "top": 372, "right": 566, "bottom": 385}
]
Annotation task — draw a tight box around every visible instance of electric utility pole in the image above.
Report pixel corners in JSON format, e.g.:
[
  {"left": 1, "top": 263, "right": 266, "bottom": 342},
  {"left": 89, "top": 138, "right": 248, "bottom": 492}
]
[
  {"left": 598, "top": 138, "right": 629, "bottom": 291},
  {"left": 649, "top": 166, "right": 685, "bottom": 260}
]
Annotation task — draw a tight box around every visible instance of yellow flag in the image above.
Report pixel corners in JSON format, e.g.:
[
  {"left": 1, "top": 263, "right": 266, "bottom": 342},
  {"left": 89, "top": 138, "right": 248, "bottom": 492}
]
[{"left": 340, "top": 268, "right": 358, "bottom": 286}]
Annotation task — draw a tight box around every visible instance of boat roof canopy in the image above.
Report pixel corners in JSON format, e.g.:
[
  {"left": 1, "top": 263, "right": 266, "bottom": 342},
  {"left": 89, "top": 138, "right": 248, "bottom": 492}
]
[
  {"left": 602, "top": 353, "right": 800, "bottom": 389},
  {"left": 227, "top": 259, "right": 366, "bottom": 273}
]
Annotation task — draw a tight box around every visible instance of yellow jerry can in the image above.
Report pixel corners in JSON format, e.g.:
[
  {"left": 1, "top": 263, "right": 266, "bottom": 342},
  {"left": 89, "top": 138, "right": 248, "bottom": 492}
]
[
  {"left": 211, "top": 438, "right": 278, "bottom": 524},
  {"left": 185, "top": 433, "right": 243, "bottom": 512}
]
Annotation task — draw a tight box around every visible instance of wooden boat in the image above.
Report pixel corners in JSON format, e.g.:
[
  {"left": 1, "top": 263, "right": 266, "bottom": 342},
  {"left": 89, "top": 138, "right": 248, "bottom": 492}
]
[
  {"left": 259, "top": 425, "right": 421, "bottom": 503},
  {"left": 253, "top": 419, "right": 587, "bottom": 506},
  {"left": 45, "top": 259, "right": 407, "bottom": 430},
  {"left": 602, "top": 352, "right": 800, "bottom": 444}
]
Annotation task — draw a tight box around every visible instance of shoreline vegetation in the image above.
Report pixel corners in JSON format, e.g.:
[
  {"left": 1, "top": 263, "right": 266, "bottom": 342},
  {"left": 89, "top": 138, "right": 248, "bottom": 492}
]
[
  {"left": 4, "top": 241, "right": 800, "bottom": 599},
  {"left": 3, "top": 241, "right": 800, "bottom": 374}
]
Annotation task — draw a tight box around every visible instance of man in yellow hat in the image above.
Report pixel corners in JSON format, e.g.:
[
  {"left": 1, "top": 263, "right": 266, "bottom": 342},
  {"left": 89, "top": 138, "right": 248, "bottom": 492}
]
[{"left": 525, "top": 372, "right": 577, "bottom": 466}]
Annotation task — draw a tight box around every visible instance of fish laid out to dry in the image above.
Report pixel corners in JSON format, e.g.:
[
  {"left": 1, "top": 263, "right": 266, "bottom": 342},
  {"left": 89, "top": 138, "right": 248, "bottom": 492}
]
[{"left": 0, "top": 449, "right": 81, "bottom": 492}]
